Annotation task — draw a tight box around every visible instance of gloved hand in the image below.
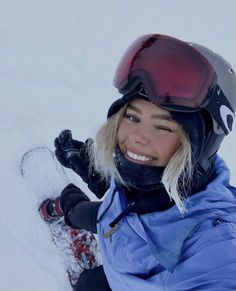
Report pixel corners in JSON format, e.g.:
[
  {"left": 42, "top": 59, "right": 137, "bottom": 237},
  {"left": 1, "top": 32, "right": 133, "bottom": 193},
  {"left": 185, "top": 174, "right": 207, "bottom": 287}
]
[
  {"left": 39, "top": 196, "right": 64, "bottom": 222},
  {"left": 54, "top": 129, "right": 86, "bottom": 168},
  {"left": 59, "top": 183, "right": 90, "bottom": 216},
  {"left": 54, "top": 129, "right": 109, "bottom": 199}
]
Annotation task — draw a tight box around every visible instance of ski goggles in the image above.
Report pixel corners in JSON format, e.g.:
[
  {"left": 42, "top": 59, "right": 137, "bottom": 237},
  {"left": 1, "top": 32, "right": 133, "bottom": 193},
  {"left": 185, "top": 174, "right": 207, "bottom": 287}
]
[{"left": 113, "top": 34, "right": 216, "bottom": 111}]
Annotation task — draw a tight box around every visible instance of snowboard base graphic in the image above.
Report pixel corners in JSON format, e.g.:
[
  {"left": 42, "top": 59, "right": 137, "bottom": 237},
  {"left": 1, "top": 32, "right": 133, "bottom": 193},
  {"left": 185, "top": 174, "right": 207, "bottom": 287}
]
[{"left": 20, "top": 147, "right": 101, "bottom": 287}]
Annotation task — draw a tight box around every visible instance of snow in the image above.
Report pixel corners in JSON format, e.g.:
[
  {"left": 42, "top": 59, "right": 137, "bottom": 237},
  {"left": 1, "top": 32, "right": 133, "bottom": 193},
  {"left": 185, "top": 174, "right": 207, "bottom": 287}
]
[{"left": 0, "top": 0, "right": 236, "bottom": 290}]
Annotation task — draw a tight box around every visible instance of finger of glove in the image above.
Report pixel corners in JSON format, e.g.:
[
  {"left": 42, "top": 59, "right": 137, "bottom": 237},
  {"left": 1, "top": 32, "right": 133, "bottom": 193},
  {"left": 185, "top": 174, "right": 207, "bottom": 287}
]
[
  {"left": 58, "top": 130, "right": 73, "bottom": 149},
  {"left": 55, "top": 138, "right": 80, "bottom": 161},
  {"left": 55, "top": 148, "right": 70, "bottom": 167},
  {"left": 84, "top": 138, "right": 94, "bottom": 146},
  {"left": 54, "top": 137, "right": 62, "bottom": 149},
  {"left": 72, "top": 140, "right": 84, "bottom": 150},
  {"left": 55, "top": 135, "right": 74, "bottom": 153}
]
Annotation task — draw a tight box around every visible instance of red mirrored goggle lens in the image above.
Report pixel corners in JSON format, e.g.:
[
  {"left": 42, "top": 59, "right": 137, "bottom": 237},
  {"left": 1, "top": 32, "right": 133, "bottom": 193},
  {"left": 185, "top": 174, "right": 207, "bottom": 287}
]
[{"left": 113, "top": 34, "right": 215, "bottom": 109}]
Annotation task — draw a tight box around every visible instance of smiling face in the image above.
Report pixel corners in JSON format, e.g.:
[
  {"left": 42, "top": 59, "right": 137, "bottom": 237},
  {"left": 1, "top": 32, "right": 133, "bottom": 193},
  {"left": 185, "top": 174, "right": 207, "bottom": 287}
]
[{"left": 116, "top": 98, "right": 182, "bottom": 167}]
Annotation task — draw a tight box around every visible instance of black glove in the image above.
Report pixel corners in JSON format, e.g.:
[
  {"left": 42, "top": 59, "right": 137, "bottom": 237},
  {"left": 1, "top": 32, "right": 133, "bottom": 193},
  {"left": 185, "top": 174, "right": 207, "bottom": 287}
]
[
  {"left": 59, "top": 183, "right": 90, "bottom": 216},
  {"left": 54, "top": 129, "right": 109, "bottom": 198},
  {"left": 54, "top": 129, "right": 86, "bottom": 168}
]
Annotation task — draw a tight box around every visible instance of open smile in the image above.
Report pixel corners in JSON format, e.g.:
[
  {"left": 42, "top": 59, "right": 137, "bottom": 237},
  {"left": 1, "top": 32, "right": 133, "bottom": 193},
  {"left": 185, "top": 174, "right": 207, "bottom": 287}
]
[{"left": 125, "top": 149, "right": 156, "bottom": 165}]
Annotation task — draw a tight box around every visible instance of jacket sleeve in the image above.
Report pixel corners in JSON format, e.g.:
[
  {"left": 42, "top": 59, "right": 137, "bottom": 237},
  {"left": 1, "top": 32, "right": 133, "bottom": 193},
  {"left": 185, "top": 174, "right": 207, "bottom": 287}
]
[
  {"left": 165, "top": 221, "right": 236, "bottom": 290},
  {"left": 64, "top": 201, "right": 102, "bottom": 234},
  {"left": 70, "top": 155, "right": 109, "bottom": 198}
]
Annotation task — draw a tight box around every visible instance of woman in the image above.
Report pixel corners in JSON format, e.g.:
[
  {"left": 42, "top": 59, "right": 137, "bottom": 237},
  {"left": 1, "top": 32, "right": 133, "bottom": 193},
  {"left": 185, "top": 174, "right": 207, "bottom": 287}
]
[{"left": 40, "top": 34, "right": 236, "bottom": 290}]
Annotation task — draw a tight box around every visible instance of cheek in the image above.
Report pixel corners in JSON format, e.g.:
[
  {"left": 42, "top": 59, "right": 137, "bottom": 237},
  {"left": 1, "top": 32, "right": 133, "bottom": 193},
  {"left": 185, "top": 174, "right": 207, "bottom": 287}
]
[
  {"left": 153, "top": 135, "right": 181, "bottom": 165},
  {"left": 167, "top": 138, "right": 181, "bottom": 157}
]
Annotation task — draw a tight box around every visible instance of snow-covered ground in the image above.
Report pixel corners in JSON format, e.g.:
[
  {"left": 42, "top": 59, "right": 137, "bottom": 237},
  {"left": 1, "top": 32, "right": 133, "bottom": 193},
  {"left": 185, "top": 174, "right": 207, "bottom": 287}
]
[{"left": 0, "top": 1, "right": 236, "bottom": 290}]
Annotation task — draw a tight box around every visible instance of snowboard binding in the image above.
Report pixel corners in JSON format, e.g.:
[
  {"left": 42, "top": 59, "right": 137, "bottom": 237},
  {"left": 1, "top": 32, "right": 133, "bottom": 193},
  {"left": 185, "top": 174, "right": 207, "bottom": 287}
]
[{"left": 39, "top": 196, "right": 64, "bottom": 222}]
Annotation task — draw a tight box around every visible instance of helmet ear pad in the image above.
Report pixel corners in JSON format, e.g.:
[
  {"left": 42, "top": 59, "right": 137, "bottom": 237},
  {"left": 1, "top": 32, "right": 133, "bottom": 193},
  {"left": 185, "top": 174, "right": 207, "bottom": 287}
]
[
  {"left": 170, "top": 110, "right": 206, "bottom": 169},
  {"left": 171, "top": 109, "right": 224, "bottom": 174}
]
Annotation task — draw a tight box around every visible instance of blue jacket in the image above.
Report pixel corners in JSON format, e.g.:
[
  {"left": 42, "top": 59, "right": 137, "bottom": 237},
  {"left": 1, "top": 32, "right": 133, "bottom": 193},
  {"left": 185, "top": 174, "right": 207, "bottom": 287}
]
[{"left": 97, "top": 156, "right": 236, "bottom": 290}]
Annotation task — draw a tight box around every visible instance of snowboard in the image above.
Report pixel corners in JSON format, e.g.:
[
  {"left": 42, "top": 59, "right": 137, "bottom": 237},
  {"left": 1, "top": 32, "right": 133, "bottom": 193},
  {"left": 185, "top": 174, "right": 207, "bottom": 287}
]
[{"left": 20, "top": 147, "right": 101, "bottom": 287}]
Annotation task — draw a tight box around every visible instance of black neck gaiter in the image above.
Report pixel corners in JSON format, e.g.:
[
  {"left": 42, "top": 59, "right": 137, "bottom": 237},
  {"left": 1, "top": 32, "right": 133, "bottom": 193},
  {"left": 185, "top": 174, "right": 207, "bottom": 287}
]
[{"left": 114, "top": 147, "right": 165, "bottom": 191}]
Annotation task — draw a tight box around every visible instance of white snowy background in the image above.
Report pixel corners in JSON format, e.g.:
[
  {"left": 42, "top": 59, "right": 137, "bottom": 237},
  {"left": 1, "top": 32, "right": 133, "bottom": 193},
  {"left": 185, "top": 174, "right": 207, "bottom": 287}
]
[{"left": 0, "top": 0, "right": 236, "bottom": 290}]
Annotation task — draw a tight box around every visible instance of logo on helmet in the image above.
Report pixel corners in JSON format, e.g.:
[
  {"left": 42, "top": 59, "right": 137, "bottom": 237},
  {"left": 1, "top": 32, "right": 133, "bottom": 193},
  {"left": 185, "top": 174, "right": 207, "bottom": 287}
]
[{"left": 219, "top": 105, "right": 235, "bottom": 134}]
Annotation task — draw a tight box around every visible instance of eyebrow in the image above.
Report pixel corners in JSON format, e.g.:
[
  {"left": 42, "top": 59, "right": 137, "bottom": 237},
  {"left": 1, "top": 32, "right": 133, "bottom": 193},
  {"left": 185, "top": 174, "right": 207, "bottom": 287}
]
[{"left": 127, "top": 103, "right": 175, "bottom": 122}]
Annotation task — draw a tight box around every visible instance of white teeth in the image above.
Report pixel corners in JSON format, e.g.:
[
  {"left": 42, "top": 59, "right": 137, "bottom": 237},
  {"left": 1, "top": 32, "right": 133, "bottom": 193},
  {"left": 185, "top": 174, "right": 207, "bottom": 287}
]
[{"left": 127, "top": 150, "right": 152, "bottom": 161}]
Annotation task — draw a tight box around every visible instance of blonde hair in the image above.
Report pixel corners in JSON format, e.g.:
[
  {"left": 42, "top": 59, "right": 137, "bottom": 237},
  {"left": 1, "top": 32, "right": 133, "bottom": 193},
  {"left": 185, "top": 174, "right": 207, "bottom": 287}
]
[
  {"left": 88, "top": 103, "right": 128, "bottom": 181},
  {"left": 162, "top": 128, "right": 192, "bottom": 214},
  {"left": 89, "top": 103, "right": 193, "bottom": 214}
]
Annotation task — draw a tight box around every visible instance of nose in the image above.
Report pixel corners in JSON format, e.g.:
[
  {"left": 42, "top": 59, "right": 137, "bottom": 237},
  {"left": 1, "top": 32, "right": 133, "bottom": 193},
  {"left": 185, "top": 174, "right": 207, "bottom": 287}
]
[{"left": 129, "top": 126, "right": 150, "bottom": 146}]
